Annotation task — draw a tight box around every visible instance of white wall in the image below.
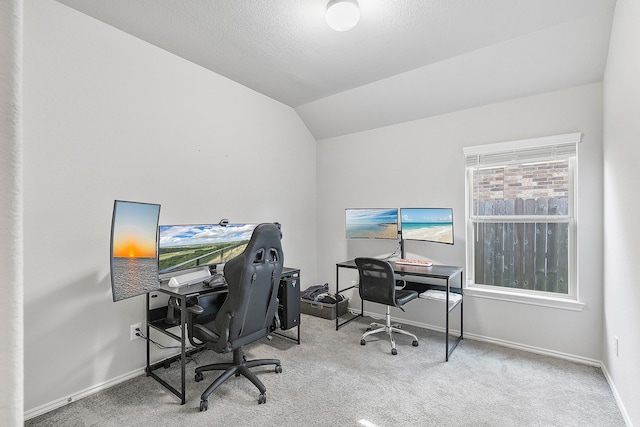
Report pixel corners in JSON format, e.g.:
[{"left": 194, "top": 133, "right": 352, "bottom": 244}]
[
  {"left": 23, "top": 0, "right": 317, "bottom": 415},
  {"left": 1, "top": 1, "right": 24, "bottom": 425},
  {"left": 317, "top": 83, "right": 604, "bottom": 362},
  {"left": 603, "top": 0, "right": 640, "bottom": 425}
]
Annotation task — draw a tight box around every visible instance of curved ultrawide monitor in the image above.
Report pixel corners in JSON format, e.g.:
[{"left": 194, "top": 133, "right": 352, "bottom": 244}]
[
  {"left": 345, "top": 208, "right": 399, "bottom": 239},
  {"left": 400, "top": 208, "right": 454, "bottom": 244},
  {"left": 110, "top": 200, "right": 161, "bottom": 302},
  {"left": 158, "top": 223, "right": 257, "bottom": 276}
]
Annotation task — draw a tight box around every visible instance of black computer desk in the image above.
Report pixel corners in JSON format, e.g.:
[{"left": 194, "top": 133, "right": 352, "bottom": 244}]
[
  {"left": 146, "top": 267, "right": 300, "bottom": 404},
  {"left": 336, "top": 260, "right": 463, "bottom": 361}
]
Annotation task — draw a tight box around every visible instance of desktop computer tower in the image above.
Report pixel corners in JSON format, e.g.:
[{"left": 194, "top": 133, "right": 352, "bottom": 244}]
[{"left": 278, "top": 276, "right": 300, "bottom": 330}]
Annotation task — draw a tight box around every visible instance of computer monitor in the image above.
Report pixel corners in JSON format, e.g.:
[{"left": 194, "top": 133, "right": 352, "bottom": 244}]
[
  {"left": 400, "top": 208, "right": 454, "bottom": 245},
  {"left": 158, "top": 223, "right": 257, "bottom": 276},
  {"left": 110, "top": 200, "right": 161, "bottom": 302},
  {"left": 345, "top": 208, "right": 399, "bottom": 239}
]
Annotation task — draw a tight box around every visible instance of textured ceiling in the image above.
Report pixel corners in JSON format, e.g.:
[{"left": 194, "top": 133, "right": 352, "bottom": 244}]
[{"left": 56, "top": 0, "right": 617, "bottom": 139}]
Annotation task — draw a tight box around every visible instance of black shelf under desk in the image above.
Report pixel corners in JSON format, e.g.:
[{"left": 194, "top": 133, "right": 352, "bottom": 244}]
[{"left": 336, "top": 260, "right": 463, "bottom": 361}]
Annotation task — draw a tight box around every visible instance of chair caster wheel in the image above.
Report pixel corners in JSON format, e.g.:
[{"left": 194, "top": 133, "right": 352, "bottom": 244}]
[
  {"left": 258, "top": 393, "right": 266, "bottom": 404},
  {"left": 412, "top": 340, "right": 419, "bottom": 347},
  {"left": 275, "top": 364, "right": 282, "bottom": 374},
  {"left": 360, "top": 339, "right": 366, "bottom": 345},
  {"left": 195, "top": 372, "right": 204, "bottom": 382},
  {"left": 391, "top": 348, "right": 398, "bottom": 355},
  {"left": 199, "top": 399, "right": 208, "bottom": 411}
]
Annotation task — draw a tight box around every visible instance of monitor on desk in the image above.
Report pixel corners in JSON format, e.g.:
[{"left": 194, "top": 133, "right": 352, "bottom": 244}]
[
  {"left": 110, "top": 200, "right": 161, "bottom": 302},
  {"left": 400, "top": 208, "right": 454, "bottom": 245},
  {"left": 158, "top": 223, "right": 257, "bottom": 277},
  {"left": 345, "top": 208, "right": 399, "bottom": 240}
]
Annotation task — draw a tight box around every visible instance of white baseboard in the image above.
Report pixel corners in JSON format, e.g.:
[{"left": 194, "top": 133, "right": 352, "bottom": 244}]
[
  {"left": 358, "top": 308, "right": 601, "bottom": 366},
  {"left": 23, "top": 335, "right": 193, "bottom": 421},
  {"left": 24, "top": 367, "right": 145, "bottom": 421},
  {"left": 601, "top": 363, "right": 634, "bottom": 427},
  {"left": 462, "top": 332, "right": 601, "bottom": 366}
]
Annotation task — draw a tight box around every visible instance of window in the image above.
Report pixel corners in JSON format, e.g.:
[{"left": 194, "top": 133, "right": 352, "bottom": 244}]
[{"left": 464, "top": 133, "right": 581, "bottom": 301}]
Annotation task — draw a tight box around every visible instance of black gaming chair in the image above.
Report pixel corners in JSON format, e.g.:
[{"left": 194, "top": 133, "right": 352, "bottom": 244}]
[
  {"left": 355, "top": 257, "right": 419, "bottom": 355},
  {"left": 186, "top": 223, "right": 284, "bottom": 411}
]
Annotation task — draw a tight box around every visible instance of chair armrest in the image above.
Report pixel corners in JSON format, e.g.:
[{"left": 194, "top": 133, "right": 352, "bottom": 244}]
[
  {"left": 271, "top": 304, "right": 281, "bottom": 331},
  {"left": 186, "top": 304, "right": 204, "bottom": 315},
  {"left": 395, "top": 279, "right": 407, "bottom": 290},
  {"left": 212, "top": 312, "right": 233, "bottom": 353}
]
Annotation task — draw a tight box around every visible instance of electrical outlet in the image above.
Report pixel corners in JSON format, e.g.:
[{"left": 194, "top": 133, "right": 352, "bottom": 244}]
[
  {"left": 130, "top": 322, "right": 142, "bottom": 341},
  {"left": 615, "top": 336, "right": 619, "bottom": 357}
]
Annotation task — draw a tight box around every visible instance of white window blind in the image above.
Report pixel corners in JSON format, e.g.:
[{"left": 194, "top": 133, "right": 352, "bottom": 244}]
[{"left": 464, "top": 132, "right": 582, "bottom": 168}]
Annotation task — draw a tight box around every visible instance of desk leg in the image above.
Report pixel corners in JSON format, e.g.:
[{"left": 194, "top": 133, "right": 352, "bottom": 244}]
[
  {"left": 146, "top": 293, "right": 150, "bottom": 376},
  {"left": 335, "top": 264, "right": 363, "bottom": 330},
  {"left": 445, "top": 270, "right": 464, "bottom": 361},
  {"left": 335, "top": 265, "right": 339, "bottom": 331},
  {"left": 460, "top": 270, "right": 464, "bottom": 340},
  {"left": 446, "top": 278, "right": 450, "bottom": 362},
  {"left": 180, "top": 296, "right": 187, "bottom": 404}
]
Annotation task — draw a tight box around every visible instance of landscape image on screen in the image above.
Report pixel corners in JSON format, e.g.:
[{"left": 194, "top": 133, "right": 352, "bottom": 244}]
[
  {"left": 401, "top": 208, "right": 454, "bottom": 244},
  {"left": 110, "top": 200, "right": 161, "bottom": 302},
  {"left": 158, "top": 223, "right": 257, "bottom": 275},
  {"left": 345, "top": 208, "right": 398, "bottom": 239}
]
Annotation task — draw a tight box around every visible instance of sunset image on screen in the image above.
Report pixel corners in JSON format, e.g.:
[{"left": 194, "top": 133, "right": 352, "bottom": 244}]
[
  {"left": 113, "top": 237, "right": 157, "bottom": 258},
  {"left": 112, "top": 202, "right": 160, "bottom": 259},
  {"left": 110, "top": 200, "right": 161, "bottom": 302}
]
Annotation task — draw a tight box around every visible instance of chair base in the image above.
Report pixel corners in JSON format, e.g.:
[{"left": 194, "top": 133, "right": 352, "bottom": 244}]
[
  {"left": 360, "top": 306, "right": 419, "bottom": 355},
  {"left": 194, "top": 348, "right": 281, "bottom": 410}
]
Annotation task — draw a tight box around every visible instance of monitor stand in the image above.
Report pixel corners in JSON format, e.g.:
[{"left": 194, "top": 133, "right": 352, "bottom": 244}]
[{"left": 399, "top": 230, "right": 406, "bottom": 259}]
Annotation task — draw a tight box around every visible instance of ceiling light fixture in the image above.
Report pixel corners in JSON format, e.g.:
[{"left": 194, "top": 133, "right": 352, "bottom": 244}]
[{"left": 326, "top": 0, "right": 360, "bottom": 32}]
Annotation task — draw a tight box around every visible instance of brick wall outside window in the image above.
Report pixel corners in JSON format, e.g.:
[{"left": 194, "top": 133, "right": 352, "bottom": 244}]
[{"left": 473, "top": 160, "right": 569, "bottom": 202}]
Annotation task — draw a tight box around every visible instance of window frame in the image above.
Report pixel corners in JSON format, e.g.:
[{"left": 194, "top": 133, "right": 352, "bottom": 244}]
[{"left": 463, "top": 133, "right": 584, "bottom": 311}]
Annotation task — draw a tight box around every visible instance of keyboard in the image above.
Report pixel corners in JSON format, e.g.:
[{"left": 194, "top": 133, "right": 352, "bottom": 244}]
[{"left": 395, "top": 258, "right": 433, "bottom": 267}]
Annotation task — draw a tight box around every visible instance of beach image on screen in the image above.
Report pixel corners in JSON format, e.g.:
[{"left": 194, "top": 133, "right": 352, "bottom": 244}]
[
  {"left": 110, "top": 201, "right": 161, "bottom": 302},
  {"left": 158, "top": 224, "right": 257, "bottom": 274},
  {"left": 345, "top": 208, "right": 398, "bottom": 239},
  {"left": 401, "top": 208, "right": 454, "bottom": 244}
]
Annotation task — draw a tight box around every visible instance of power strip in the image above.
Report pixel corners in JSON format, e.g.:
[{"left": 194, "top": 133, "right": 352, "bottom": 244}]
[{"left": 167, "top": 268, "right": 211, "bottom": 287}]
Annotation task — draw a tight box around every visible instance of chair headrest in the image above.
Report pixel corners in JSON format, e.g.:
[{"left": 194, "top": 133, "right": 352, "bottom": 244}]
[{"left": 244, "top": 223, "right": 282, "bottom": 262}]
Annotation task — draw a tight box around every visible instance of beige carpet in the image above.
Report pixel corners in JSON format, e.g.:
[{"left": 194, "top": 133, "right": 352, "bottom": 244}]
[{"left": 26, "top": 313, "right": 624, "bottom": 426}]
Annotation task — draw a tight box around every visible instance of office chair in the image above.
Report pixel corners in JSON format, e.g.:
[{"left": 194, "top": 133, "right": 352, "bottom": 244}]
[
  {"left": 186, "top": 223, "right": 284, "bottom": 411},
  {"left": 355, "top": 257, "right": 419, "bottom": 355}
]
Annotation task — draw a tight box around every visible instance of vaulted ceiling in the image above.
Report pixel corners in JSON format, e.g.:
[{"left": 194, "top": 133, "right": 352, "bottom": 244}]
[{"left": 56, "top": 0, "right": 617, "bottom": 139}]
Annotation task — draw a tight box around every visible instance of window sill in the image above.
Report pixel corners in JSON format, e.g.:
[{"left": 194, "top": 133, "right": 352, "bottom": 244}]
[{"left": 464, "top": 286, "right": 585, "bottom": 311}]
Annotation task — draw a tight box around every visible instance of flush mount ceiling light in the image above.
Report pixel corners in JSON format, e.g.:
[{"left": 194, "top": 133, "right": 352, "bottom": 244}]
[{"left": 326, "top": 0, "right": 360, "bottom": 32}]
